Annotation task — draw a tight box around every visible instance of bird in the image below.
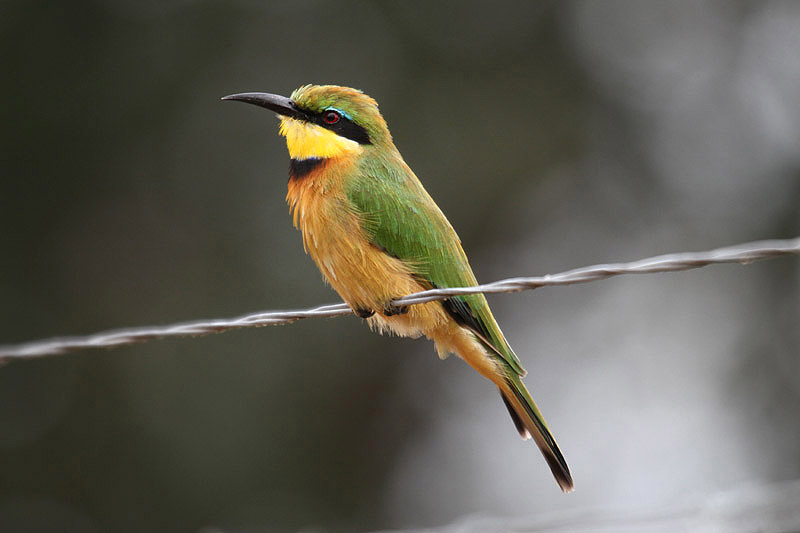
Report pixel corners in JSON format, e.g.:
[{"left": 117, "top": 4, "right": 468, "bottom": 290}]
[{"left": 222, "top": 85, "right": 573, "bottom": 492}]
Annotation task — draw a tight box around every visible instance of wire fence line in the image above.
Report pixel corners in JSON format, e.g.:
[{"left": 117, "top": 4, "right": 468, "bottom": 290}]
[{"left": 1, "top": 237, "right": 798, "bottom": 362}]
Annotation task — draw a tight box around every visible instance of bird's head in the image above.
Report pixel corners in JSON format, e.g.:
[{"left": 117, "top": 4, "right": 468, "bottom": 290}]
[{"left": 223, "top": 84, "right": 391, "bottom": 160}]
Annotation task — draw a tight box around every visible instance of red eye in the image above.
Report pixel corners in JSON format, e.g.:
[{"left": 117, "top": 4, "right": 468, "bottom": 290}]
[{"left": 323, "top": 110, "right": 341, "bottom": 124}]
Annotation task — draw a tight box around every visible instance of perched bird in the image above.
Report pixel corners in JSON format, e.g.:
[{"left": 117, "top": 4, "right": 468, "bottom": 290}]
[{"left": 223, "top": 85, "right": 573, "bottom": 492}]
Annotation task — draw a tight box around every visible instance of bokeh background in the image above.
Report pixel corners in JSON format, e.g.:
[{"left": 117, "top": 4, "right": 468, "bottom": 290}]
[{"left": 1, "top": 1, "right": 799, "bottom": 532}]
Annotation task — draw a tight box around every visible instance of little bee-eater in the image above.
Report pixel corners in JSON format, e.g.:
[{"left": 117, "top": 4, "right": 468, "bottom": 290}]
[{"left": 223, "top": 85, "right": 573, "bottom": 491}]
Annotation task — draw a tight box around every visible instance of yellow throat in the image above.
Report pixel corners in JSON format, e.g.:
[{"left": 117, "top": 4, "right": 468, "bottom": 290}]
[{"left": 279, "top": 117, "right": 363, "bottom": 160}]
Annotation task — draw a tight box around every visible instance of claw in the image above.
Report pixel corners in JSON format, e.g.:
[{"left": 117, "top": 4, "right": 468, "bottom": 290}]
[
  {"left": 383, "top": 302, "right": 409, "bottom": 316},
  {"left": 354, "top": 307, "right": 375, "bottom": 319}
]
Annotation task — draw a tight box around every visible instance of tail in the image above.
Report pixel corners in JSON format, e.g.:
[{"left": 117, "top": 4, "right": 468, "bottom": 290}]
[
  {"left": 499, "top": 374, "right": 574, "bottom": 492},
  {"left": 428, "top": 325, "right": 573, "bottom": 491}
]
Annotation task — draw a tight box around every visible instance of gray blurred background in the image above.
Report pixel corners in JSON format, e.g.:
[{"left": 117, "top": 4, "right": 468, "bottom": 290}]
[{"left": 1, "top": 1, "right": 799, "bottom": 532}]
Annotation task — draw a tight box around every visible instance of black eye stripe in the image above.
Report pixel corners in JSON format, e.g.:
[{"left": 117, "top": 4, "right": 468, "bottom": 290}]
[{"left": 304, "top": 108, "right": 371, "bottom": 145}]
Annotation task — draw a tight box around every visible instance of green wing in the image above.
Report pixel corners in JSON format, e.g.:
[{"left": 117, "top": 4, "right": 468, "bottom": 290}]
[{"left": 347, "top": 157, "right": 525, "bottom": 376}]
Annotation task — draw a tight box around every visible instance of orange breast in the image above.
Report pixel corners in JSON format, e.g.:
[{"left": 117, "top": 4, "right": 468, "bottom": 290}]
[{"left": 286, "top": 157, "right": 450, "bottom": 339}]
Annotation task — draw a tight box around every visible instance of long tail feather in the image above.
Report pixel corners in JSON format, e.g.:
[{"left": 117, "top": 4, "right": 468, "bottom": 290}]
[
  {"left": 499, "top": 376, "right": 574, "bottom": 492},
  {"left": 430, "top": 325, "right": 573, "bottom": 491}
]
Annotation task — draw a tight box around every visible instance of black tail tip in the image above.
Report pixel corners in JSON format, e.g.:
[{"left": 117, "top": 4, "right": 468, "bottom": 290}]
[
  {"left": 558, "top": 476, "right": 575, "bottom": 493},
  {"left": 543, "top": 453, "right": 574, "bottom": 492}
]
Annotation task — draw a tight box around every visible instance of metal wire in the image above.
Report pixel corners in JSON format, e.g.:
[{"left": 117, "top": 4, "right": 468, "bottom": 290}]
[{"left": 1, "top": 237, "right": 798, "bottom": 361}]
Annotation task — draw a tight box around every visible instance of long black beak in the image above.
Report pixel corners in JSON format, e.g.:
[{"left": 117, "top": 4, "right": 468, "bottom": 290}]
[{"left": 221, "top": 92, "right": 307, "bottom": 121}]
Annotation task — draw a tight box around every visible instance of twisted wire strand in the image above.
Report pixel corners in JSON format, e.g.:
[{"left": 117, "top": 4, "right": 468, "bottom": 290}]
[{"left": 1, "top": 237, "right": 798, "bottom": 361}]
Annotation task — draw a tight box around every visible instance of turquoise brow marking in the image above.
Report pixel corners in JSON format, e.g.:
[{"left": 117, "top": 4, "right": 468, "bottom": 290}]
[{"left": 324, "top": 107, "right": 352, "bottom": 121}]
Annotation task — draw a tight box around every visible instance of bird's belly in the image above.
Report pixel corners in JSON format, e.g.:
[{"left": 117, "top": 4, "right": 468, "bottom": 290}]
[{"left": 297, "top": 198, "right": 449, "bottom": 339}]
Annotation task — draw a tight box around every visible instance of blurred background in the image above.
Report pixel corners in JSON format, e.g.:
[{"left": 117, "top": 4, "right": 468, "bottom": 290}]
[{"left": 1, "top": 1, "right": 799, "bottom": 531}]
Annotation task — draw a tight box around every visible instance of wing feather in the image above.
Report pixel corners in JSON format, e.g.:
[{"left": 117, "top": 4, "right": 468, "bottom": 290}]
[{"left": 346, "top": 156, "right": 525, "bottom": 376}]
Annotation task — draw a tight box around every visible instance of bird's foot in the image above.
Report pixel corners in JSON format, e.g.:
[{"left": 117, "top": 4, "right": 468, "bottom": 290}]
[
  {"left": 383, "top": 301, "right": 409, "bottom": 316},
  {"left": 353, "top": 307, "right": 375, "bottom": 319}
]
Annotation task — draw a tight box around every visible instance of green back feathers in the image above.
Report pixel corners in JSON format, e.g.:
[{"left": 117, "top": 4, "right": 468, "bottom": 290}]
[{"left": 346, "top": 152, "right": 526, "bottom": 376}]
